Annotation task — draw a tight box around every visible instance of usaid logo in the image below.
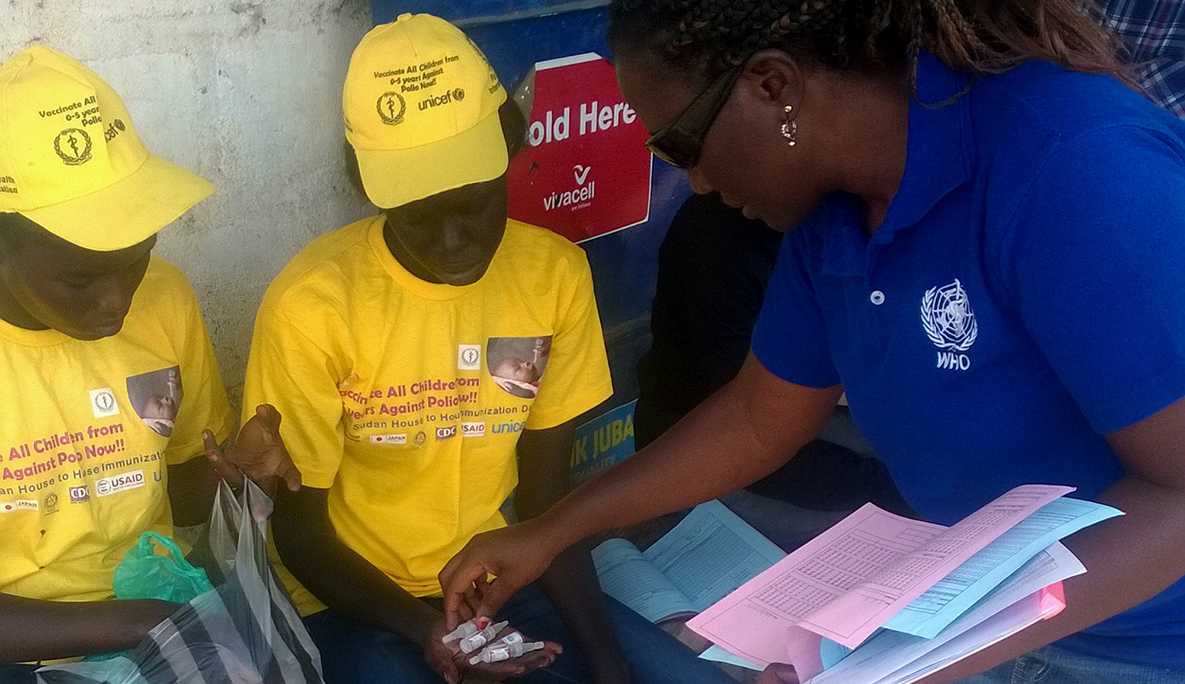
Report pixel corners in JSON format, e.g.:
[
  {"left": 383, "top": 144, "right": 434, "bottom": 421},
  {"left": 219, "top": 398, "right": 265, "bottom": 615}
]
[
  {"left": 462, "top": 422, "right": 486, "bottom": 438},
  {"left": 436, "top": 426, "right": 458, "bottom": 441},
  {"left": 96, "top": 470, "right": 145, "bottom": 497}
]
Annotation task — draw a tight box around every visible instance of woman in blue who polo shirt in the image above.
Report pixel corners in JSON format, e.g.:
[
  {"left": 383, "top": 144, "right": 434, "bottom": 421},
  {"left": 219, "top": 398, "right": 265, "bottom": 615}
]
[{"left": 439, "top": 2, "right": 1185, "bottom": 681}]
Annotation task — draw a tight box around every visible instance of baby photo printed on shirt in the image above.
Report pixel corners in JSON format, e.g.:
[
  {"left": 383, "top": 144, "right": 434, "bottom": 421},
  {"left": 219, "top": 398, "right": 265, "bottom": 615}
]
[
  {"left": 126, "top": 366, "right": 183, "bottom": 438},
  {"left": 487, "top": 337, "right": 552, "bottom": 399}
]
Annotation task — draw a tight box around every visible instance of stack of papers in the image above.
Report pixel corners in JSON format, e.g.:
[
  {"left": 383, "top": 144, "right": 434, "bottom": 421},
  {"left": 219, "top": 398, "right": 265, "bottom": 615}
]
[{"left": 688, "top": 485, "right": 1122, "bottom": 683}]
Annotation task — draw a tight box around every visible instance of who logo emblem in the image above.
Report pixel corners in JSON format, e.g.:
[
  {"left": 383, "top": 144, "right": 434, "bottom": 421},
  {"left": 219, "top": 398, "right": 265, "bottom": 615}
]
[{"left": 921, "top": 279, "right": 978, "bottom": 371}]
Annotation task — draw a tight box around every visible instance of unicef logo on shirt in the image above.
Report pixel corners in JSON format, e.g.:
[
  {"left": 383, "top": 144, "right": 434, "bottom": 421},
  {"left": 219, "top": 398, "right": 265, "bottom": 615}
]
[{"left": 921, "top": 278, "right": 977, "bottom": 371}]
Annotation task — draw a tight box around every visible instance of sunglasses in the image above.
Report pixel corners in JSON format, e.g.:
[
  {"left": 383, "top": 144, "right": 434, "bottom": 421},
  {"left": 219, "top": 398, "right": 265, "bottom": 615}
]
[{"left": 645, "top": 63, "right": 745, "bottom": 169}]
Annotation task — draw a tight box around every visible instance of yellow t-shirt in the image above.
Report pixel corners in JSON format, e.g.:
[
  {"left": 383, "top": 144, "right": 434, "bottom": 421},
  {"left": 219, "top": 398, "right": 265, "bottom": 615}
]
[
  {"left": 244, "top": 216, "right": 613, "bottom": 610},
  {"left": 0, "top": 257, "right": 234, "bottom": 603}
]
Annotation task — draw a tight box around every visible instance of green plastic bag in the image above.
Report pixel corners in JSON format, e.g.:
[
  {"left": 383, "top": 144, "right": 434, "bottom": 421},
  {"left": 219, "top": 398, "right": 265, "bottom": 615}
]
[{"left": 113, "top": 531, "right": 214, "bottom": 603}]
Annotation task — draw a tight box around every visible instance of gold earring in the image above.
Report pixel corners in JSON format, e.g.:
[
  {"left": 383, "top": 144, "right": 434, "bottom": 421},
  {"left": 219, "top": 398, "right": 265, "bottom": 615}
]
[{"left": 781, "top": 105, "right": 798, "bottom": 147}]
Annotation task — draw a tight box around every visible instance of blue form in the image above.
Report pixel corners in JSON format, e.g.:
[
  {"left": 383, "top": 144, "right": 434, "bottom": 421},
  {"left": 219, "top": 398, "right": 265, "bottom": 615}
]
[
  {"left": 592, "top": 500, "right": 785, "bottom": 623},
  {"left": 884, "top": 497, "right": 1123, "bottom": 639}
]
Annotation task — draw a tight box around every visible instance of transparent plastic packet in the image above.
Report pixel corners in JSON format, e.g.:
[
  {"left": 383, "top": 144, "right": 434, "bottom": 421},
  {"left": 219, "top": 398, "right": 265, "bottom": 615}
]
[{"left": 37, "top": 480, "right": 323, "bottom": 683}]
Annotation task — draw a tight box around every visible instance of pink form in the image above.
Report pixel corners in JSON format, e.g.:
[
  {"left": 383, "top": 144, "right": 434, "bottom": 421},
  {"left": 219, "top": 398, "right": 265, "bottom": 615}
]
[{"left": 688, "top": 484, "right": 1073, "bottom": 653}]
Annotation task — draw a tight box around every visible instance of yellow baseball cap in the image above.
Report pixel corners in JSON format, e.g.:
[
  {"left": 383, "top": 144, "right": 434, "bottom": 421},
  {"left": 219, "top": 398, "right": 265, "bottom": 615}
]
[
  {"left": 0, "top": 46, "right": 214, "bottom": 251},
  {"left": 343, "top": 13, "right": 508, "bottom": 209}
]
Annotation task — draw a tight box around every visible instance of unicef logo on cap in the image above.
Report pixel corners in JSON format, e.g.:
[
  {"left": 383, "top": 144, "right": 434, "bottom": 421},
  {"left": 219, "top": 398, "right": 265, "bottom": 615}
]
[
  {"left": 377, "top": 91, "right": 407, "bottom": 126},
  {"left": 53, "top": 128, "right": 93, "bottom": 166}
]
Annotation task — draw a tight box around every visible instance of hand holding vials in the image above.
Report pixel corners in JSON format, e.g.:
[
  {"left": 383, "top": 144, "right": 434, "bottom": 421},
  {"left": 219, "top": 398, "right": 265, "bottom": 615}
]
[
  {"left": 441, "top": 616, "right": 490, "bottom": 644},
  {"left": 468, "top": 631, "right": 546, "bottom": 664},
  {"left": 458, "top": 619, "right": 510, "bottom": 654},
  {"left": 443, "top": 618, "right": 549, "bottom": 666}
]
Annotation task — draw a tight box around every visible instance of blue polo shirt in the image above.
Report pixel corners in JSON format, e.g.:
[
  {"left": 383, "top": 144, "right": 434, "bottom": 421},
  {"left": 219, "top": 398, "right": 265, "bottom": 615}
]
[{"left": 752, "top": 54, "right": 1185, "bottom": 666}]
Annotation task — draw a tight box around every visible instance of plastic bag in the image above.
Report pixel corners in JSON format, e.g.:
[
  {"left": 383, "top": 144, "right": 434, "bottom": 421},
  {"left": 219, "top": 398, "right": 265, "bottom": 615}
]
[
  {"left": 113, "top": 531, "right": 214, "bottom": 603},
  {"left": 37, "top": 480, "right": 323, "bottom": 683}
]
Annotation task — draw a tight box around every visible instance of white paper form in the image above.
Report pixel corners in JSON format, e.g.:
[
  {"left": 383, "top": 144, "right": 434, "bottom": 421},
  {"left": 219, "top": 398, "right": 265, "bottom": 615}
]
[
  {"left": 807, "top": 543, "right": 1084, "bottom": 684},
  {"left": 689, "top": 485, "right": 1073, "bottom": 652},
  {"left": 885, "top": 497, "right": 1121, "bottom": 638},
  {"left": 798, "top": 485, "right": 1072, "bottom": 647}
]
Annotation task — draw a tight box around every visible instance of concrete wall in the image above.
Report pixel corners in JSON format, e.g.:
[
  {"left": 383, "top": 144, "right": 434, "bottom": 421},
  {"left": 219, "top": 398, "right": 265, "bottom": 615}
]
[{"left": 2, "top": 0, "right": 375, "bottom": 401}]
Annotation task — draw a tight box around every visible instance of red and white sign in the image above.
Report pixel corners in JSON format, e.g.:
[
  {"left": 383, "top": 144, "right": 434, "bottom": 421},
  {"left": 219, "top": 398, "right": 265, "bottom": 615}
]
[{"left": 508, "top": 53, "right": 652, "bottom": 243}]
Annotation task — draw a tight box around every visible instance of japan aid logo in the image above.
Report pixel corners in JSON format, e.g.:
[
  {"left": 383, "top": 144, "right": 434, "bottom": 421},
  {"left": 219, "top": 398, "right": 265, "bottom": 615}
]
[{"left": 1, "top": 499, "right": 38, "bottom": 513}]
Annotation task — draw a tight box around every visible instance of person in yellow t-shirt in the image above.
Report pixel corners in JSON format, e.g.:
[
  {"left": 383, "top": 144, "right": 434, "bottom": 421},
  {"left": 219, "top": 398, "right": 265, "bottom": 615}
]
[
  {"left": 0, "top": 46, "right": 288, "bottom": 678},
  {"left": 243, "top": 14, "right": 734, "bottom": 684}
]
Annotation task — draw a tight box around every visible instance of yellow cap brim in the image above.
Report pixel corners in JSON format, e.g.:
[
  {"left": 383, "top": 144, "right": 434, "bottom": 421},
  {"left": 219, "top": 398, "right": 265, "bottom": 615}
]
[
  {"left": 354, "top": 109, "right": 509, "bottom": 209},
  {"left": 19, "top": 155, "right": 214, "bottom": 252}
]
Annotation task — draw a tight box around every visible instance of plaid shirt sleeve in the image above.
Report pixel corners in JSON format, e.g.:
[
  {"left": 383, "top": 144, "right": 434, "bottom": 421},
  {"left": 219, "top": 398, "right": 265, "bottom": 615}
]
[{"left": 1101, "top": 0, "right": 1185, "bottom": 117}]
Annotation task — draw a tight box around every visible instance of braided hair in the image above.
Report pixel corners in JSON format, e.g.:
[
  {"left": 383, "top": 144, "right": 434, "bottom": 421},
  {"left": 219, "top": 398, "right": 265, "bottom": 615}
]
[{"left": 608, "top": 0, "right": 1136, "bottom": 96}]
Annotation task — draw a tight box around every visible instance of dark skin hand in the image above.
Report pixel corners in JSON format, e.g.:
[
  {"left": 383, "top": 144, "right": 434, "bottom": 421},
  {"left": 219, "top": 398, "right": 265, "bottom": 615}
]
[
  {"left": 0, "top": 457, "right": 203, "bottom": 663},
  {"left": 167, "top": 454, "right": 222, "bottom": 527},
  {"left": 215, "top": 403, "right": 514, "bottom": 682},
  {"left": 0, "top": 416, "right": 287, "bottom": 664},
  {"left": 264, "top": 424, "right": 630, "bottom": 683},
  {"left": 516, "top": 421, "right": 632, "bottom": 684},
  {"left": 203, "top": 403, "right": 302, "bottom": 496},
  {"left": 0, "top": 594, "right": 177, "bottom": 663},
  {"left": 441, "top": 355, "right": 842, "bottom": 623},
  {"left": 272, "top": 485, "right": 560, "bottom": 684}
]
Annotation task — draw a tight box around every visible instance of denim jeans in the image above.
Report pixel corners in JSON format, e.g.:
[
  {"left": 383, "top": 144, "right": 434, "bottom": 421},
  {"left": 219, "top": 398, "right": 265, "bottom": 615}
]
[
  {"left": 304, "top": 583, "right": 732, "bottom": 684},
  {"left": 0, "top": 664, "right": 36, "bottom": 684},
  {"left": 959, "top": 644, "right": 1185, "bottom": 683}
]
